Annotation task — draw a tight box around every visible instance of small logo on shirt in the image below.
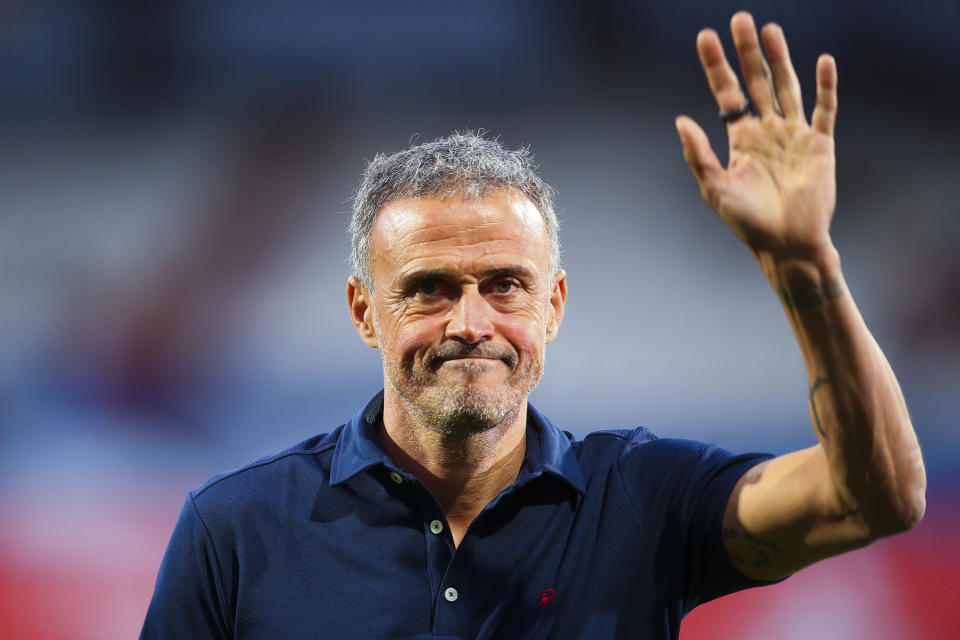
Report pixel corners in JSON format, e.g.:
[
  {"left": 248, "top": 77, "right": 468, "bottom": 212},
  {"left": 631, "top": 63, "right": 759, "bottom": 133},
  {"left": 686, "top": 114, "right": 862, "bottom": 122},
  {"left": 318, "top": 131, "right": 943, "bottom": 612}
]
[{"left": 537, "top": 588, "right": 555, "bottom": 608}]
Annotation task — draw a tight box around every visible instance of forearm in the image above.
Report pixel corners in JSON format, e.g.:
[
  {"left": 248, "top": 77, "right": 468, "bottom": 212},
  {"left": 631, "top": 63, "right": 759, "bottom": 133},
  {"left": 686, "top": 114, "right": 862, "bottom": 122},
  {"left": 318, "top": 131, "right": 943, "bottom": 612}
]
[{"left": 757, "top": 245, "right": 926, "bottom": 536}]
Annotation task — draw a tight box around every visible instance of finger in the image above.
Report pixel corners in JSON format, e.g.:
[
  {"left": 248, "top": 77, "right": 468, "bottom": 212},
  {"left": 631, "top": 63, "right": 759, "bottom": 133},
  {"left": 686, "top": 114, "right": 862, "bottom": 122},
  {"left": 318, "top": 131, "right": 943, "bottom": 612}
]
[
  {"left": 676, "top": 115, "right": 726, "bottom": 205},
  {"left": 696, "top": 28, "right": 748, "bottom": 114},
  {"left": 811, "top": 54, "right": 838, "bottom": 136},
  {"left": 760, "top": 53, "right": 782, "bottom": 116},
  {"left": 730, "top": 11, "right": 776, "bottom": 117},
  {"left": 761, "top": 23, "right": 803, "bottom": 120}
]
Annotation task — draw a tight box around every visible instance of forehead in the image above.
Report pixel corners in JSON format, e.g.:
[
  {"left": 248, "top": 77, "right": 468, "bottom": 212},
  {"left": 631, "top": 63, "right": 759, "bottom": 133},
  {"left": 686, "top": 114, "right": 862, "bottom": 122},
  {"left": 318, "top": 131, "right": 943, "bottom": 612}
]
[{"left": 369, "top": 189, "right": 550, "bottom": 277}]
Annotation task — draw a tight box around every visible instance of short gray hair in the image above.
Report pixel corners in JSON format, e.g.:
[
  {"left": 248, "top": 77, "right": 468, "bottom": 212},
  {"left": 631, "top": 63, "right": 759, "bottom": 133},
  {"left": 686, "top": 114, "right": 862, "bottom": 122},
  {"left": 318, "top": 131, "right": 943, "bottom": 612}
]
[{"left": 350, "top": 131, "right": 559, "bottom": 288}]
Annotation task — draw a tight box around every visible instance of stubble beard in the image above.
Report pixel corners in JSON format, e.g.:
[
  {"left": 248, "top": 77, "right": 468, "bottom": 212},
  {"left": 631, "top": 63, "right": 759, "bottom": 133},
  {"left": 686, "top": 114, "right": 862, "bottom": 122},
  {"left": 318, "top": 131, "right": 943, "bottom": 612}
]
[{"left": 386, "top": 346, "right": 544, "bottom": 439}]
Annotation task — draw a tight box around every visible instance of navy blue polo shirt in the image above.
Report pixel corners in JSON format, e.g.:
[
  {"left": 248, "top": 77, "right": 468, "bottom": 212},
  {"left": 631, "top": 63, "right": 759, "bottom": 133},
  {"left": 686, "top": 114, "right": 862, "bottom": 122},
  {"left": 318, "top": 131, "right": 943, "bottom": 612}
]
[{"left": 142, "top": 392, "right": 776, "bottom": 639}]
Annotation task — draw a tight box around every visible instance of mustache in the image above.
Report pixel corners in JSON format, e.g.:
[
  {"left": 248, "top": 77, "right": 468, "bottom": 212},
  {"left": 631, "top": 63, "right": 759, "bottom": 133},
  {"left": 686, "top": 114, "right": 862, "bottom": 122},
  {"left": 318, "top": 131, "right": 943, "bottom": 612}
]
[{"left": 426, "top": 342, "right": 516, "bottom": 369}]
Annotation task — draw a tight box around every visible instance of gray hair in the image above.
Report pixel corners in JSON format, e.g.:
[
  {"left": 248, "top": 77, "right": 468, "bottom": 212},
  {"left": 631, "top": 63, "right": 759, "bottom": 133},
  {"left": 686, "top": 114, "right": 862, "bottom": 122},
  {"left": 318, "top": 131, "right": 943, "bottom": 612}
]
[{"left": 350, "top": 131, "right": 559, "bottom": 288}]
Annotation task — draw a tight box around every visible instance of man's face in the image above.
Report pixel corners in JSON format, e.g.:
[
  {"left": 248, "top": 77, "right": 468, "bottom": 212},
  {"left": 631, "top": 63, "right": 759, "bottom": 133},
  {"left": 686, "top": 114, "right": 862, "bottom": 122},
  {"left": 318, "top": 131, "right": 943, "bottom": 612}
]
[{"left": 350, "top": 188, "right": 566, "bottom": 437}]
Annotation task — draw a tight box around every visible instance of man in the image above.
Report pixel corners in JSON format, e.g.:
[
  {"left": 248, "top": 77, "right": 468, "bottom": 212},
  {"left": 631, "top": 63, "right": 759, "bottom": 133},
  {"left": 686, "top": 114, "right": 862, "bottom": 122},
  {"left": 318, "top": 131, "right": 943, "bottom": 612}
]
[{"left": 142, "top": 12, "right": 925, "bottom": 639}]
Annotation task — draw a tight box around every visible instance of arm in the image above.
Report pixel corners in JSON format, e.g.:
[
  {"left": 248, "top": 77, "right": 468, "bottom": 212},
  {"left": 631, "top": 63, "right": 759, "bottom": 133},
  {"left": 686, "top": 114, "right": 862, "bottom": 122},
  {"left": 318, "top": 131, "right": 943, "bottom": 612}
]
[
  {"left": 141, "top": 496, "right": 231, "bottom": 639},
  {"left": 676, "top": 11, "right": 926, "bottom": 581}
]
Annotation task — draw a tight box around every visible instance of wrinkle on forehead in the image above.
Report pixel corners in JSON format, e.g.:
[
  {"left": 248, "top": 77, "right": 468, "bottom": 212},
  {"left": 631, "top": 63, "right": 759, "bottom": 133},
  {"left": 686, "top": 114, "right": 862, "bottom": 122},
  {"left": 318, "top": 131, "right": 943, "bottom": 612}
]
[
  {"left": 370, "top": 189, "right": 549, "bottom": 270},
  {"left": 382, "top": 190, "right": 541, "bottom": 231}
]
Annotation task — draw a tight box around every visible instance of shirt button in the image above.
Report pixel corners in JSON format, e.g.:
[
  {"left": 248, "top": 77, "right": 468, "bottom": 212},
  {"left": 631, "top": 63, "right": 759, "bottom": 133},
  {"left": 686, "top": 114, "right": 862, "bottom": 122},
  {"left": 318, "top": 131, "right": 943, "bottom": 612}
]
[
  {"left": 429, "top": 520, "right": 444, "bottom": 535},
  {"left": 389, "top": 471, "right": 403, "bottom": 484},
  {"left": 444, "top": 587, "right": 458, "bottom": 602}
]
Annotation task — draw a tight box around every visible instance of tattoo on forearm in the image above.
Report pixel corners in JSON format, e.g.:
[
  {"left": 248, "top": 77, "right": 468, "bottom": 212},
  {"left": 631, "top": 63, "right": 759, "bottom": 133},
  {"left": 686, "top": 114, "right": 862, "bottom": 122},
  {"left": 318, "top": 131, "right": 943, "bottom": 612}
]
[
  {"left": 744, "top": 534, "right": 777, "bottom": 568},
  {"left": 809, "top": 375, "right": 831, "bottom": 440},
  {"left": 778, "top": 276, "right": 845, "bottom": 311},
  {"left": 723, "top": 526, "right": 781, "bottom": 569}
]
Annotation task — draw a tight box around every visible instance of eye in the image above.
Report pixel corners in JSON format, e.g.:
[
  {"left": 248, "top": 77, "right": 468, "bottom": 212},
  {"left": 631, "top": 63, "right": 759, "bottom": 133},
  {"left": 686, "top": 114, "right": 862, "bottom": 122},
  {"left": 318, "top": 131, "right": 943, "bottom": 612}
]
[
  {"left": 416, "top": 280, "right": 439, "bottom": 296},
  {"left": 493, "top": 279, "right": 518, "bottom": 294},
  {"left": 409, "top": 277, "right": 455, "bottom": 300}
]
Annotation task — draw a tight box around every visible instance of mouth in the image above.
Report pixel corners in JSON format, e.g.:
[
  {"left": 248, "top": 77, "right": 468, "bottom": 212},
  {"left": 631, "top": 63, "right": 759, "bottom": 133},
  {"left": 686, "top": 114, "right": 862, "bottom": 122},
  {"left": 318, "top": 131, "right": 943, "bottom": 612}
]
[
  {"left": 439, "top": 356, "right": 503, "bottom": 368},
  {"left": 427, "top": 346, "right": 515, "bottom": 371},
  {"left": 434, "top": 357, "right": 506, "bottom": 382},
  {"left": 431, "top": 355, "right": 514, "bottom": 377}
]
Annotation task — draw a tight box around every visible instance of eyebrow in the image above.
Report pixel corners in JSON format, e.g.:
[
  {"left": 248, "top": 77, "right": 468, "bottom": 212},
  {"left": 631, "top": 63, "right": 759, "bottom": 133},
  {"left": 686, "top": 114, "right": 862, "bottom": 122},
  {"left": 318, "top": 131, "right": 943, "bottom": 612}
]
[
  {"left": 395, "top": 266, "right": 536, "bottom": 290},
  {"left": 479, "top": 266, "right": 536, "bottom": 281}
]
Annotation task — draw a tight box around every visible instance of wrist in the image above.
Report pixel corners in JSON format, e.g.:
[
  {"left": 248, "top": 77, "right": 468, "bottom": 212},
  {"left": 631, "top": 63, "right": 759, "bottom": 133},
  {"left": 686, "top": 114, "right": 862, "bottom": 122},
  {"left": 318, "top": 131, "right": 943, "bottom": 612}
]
[
  {"left": 756, "top": 245, "right": 844, "bottom": 312},
  {"left": 753, "top": 232, "right": 837, "bottom": 265}
]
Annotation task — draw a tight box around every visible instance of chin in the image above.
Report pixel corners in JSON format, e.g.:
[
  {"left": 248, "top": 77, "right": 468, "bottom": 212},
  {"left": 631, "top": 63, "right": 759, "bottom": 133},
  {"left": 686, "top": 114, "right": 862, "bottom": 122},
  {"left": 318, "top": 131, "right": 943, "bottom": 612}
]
[
  {"left": 387, "top": 355, "right": 542, "bottom": 436},
  {"left": 409, "top": 384, "right": 524, "bottom": 438}
]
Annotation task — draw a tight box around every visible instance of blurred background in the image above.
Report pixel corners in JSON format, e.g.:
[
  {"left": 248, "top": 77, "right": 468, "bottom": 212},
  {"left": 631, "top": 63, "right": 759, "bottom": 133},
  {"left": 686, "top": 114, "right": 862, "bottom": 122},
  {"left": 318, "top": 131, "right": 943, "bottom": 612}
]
[{"left": 0, "top": 1, "right": 957, "bottom": 638}]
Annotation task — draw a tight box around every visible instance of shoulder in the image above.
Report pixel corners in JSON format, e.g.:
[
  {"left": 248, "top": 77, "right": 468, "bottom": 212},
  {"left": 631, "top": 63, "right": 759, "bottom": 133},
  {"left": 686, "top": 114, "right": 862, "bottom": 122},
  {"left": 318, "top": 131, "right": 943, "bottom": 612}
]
[
  {"left": 570, "top": 425, "right": 717, "bottom": 471},
  {"left": 575, "top": 426, "right": 763, "bottom": 465},
  {"left": 189, "top": 426, "right": 345, "bottom": 515},
  {"left": 571, "top": 426, "right": 771, "bottom": 509}
]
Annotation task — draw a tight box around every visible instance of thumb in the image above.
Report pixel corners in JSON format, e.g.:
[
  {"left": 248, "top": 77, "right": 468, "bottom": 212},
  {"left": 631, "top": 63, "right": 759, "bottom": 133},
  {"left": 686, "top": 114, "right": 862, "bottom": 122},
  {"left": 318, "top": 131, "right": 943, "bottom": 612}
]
[{"left": 675, "top": 115, "right": 725, "bottom": 202}]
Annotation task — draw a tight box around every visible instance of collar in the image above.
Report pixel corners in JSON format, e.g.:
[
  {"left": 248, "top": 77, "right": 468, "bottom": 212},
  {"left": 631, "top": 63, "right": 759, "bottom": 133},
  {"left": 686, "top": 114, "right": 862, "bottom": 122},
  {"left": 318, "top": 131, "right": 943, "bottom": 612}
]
[{"left": 330, "top": 391, "right": 586, "bottom": 495}]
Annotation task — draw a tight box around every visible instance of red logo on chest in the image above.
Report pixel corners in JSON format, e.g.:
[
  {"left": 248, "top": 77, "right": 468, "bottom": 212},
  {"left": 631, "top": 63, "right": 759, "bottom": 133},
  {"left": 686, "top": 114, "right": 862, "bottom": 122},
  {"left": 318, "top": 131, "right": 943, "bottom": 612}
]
[{"left": 537, "top": 588, "right": 555, "bottom": 608}]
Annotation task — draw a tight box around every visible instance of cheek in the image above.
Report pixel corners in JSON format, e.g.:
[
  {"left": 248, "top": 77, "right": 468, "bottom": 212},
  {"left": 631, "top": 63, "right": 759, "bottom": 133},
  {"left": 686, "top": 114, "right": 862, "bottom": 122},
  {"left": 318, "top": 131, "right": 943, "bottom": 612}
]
[
  {"left": 391, "top": 319, "right": 445, "bottom": 363},
  {"left": 499, "top": 316, "right": 546, "bottom": 357}
]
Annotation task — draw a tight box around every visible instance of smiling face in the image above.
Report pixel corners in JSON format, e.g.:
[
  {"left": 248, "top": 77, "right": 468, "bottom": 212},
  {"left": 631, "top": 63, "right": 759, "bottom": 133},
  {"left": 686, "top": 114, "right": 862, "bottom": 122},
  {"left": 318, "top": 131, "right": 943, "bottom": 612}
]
[{"left": 348, "top": 188, "right": 566, "bottom": 437}]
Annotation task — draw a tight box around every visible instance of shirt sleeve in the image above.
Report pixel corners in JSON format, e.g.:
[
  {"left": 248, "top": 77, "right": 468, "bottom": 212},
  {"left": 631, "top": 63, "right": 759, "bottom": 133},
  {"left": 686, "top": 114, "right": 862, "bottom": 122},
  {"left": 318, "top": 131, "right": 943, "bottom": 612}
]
[
  {"left": 677, "top": 442, "right": 781, "bottom": 611},
  {"left": 615, "top": 434, "right": 780, "bottom": 613},
  {"left": 140, "top": 494, "right": 231, "bottom": 639}
]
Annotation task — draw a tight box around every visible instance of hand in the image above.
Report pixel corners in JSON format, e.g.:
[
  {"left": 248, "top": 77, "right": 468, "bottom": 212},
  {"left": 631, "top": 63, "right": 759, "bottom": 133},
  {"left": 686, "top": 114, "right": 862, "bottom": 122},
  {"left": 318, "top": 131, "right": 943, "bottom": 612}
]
[{"left": 677, "top": 12, "right": 838, "bottom": 261}]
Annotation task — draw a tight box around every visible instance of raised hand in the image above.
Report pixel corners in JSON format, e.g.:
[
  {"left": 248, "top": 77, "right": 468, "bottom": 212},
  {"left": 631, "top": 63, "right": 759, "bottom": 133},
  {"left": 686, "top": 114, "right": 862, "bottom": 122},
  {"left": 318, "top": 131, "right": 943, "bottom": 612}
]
[{"left": 677, "top": 11, "right": 838, "bottom": 262}]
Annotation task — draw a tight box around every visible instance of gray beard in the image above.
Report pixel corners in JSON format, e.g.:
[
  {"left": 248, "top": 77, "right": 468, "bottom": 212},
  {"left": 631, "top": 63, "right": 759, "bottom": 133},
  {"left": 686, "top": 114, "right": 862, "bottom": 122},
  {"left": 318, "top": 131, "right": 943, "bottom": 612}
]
[{"left": 392, "top": 379, "right": 525, "bottom": 439}]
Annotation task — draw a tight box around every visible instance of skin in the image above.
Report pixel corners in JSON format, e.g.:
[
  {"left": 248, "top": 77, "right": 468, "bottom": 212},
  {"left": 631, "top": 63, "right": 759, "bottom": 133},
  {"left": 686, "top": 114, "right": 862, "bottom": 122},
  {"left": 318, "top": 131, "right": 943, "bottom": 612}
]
[
  {"left": 347, "top": 189, "right": 566, "bottom": 546},
  {"left": 677, "top": 11, "right": 925, "bottom": 579}
]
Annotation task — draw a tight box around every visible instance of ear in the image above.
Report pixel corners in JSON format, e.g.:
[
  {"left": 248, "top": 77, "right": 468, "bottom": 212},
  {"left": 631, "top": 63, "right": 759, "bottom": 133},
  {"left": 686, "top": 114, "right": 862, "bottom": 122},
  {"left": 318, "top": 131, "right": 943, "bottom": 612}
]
[
  {"left": 545, "top": 269, "right": 567, "bottom": 343},
  {"left": 347, "top": 276, "right": 379, "bottom": 348}
]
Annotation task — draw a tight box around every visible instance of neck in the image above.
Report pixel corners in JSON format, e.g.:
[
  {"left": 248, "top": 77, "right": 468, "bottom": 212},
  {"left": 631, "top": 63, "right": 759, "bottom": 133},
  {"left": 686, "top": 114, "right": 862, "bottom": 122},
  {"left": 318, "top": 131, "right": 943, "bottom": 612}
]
[{"left": 379, "top": 388, "right": 528, "bottom": 546}]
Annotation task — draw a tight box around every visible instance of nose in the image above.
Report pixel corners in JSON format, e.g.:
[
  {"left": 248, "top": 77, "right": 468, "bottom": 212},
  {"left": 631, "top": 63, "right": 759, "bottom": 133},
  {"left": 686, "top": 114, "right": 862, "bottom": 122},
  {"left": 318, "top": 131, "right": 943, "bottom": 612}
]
[{"left": 445, "top": 287, "right": 495, "bottom": 344}]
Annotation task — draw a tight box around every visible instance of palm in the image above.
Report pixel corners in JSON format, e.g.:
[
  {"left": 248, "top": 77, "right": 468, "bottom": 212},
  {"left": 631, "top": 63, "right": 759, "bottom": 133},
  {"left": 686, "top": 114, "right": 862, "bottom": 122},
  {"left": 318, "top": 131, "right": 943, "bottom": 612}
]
[
  {"left": 677, "top": 13, "right": 839, "bottom": 259},
  {"left": 717, "top": 119, "right": 835, "bottom": 254}
]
